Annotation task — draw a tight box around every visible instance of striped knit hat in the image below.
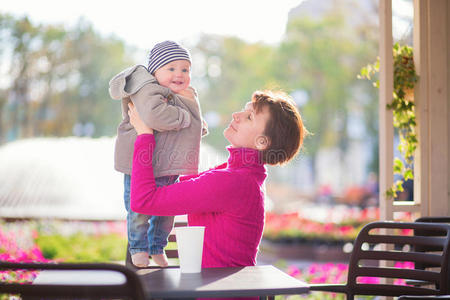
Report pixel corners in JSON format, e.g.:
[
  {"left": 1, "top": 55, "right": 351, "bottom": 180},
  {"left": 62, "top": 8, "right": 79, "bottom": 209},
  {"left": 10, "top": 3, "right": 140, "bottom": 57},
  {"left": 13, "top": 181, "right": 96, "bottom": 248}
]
[{"left": 147, "top": 40, "right": 191, "bottom": 74}]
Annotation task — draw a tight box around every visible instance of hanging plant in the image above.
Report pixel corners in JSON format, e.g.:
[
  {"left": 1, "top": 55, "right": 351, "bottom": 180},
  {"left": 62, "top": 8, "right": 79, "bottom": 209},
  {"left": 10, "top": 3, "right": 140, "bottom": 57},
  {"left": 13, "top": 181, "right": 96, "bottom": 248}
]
[{"left": 358, "top": 43, "right": 419, "bottom": 199}]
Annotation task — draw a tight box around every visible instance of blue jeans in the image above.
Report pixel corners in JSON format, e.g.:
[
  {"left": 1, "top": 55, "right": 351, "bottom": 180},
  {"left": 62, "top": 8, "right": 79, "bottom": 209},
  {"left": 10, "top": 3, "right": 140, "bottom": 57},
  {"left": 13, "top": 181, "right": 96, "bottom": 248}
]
[{"left": 123, "top": 174, "right": 178, "bottom": 255}]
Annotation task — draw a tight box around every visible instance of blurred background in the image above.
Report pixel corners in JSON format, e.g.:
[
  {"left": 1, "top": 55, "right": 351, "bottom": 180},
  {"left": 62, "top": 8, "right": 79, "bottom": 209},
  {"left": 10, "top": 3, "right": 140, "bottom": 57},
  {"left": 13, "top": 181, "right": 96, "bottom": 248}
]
[{"left": 0, "top": 0, "right": 415, "bottom": 296}]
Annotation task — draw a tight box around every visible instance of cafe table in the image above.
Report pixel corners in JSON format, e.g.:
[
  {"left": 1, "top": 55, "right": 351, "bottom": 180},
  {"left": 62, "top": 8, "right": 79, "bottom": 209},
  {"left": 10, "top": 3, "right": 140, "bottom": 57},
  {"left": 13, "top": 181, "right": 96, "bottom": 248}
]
[
  {"left": 137, "top": 265, "right": 309, "bottom": 299},
  {"left": 33, "top": 264, "right": 309, "bottom": 299}
]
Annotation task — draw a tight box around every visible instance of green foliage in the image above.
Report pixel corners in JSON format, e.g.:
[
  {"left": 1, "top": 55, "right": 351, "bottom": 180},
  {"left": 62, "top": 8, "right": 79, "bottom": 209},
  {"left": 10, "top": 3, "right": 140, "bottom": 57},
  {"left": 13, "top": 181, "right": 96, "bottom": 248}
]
[
  {"left": 192, "top": 9, "right": 380, "bottom": 180},
  {"left": 0, "top": 13, "right": 135, "bottom": 141},
  {"left": 359, "top": 43, "right": 418, "bottom": 198},
  {"left": 276, "top": 13, "right": 378, "bottom": 166},
  {"left": 35, "top": 233, "right": 126, "bottom": 262},
  {"left": 195, "top": 35, "right": 279, "bottom": 150},
  {"left": 1, "top": 6, "right": 381, "bottom": 181}
]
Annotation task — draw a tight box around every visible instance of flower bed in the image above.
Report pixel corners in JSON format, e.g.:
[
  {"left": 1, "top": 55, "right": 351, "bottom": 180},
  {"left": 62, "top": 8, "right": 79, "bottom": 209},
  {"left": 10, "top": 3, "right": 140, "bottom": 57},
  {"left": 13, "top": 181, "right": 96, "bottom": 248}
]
[
  {"left": 0, "top": 223, "right": 49, "bottom": 284},
  {"left": 34, "top": 220, "right": 127, "bottom": 262},
  {"left": 0, "top": 222, "right": 51, "bottom": 299},
  {"left": 263, "top": 206, "right": 380, "bottom": 245},
  {"left": 0, "top": 220, "right": 127, "bottom": 299},
  {"left": 261, "top": 206, "right": 381, "bottom": 261},
  {"left": 277, "top": 261, "right": 414, "bottom": 299}
]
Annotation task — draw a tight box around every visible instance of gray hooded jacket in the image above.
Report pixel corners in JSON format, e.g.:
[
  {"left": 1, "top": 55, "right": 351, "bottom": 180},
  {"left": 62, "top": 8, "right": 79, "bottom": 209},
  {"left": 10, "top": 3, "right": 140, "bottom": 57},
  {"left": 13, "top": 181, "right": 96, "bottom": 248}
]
[{"left": 110, "top": 65, "right": 203, "bottom": 177}]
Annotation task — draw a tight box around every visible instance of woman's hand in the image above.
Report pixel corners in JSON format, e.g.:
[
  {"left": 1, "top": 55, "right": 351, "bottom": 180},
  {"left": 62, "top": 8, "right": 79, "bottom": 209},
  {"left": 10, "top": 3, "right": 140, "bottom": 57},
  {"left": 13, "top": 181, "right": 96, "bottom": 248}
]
[{"left": 128, "top": 102, "right": 154, "bottom": 135}]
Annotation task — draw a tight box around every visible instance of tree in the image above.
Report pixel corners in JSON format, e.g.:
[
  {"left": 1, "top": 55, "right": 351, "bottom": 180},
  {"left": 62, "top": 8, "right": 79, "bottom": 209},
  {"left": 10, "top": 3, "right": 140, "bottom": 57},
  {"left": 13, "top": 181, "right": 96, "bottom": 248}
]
[
  {"left": 0, "top": 15, "right": 40, "bottom": 140},
  {"left": 275, "top": 11, "right": 378, "bottom": 181},
  {"left": 51, "top": 18, "right": 135, "bottom": 137},
  {"left": 0, "top": 14, "right": 134, "bottom": 142},
  {"left": 192, "top": 34, "right": 278, "bottom": 150}
]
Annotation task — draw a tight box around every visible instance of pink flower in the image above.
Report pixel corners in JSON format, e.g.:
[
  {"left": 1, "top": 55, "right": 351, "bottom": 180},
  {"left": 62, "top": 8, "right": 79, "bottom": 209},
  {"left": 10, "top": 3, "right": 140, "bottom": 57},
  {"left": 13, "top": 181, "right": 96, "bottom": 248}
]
[
  {"left": 403, "top": 261, "right": 414, "bottom": 269},
  {"left": 30, "top": 246, "right": 47, "bottom": 261},
  {"left": 339, "top": 226, "right": 353, "bottom": 235},
  {"left": 16, "top": 249, "right": 29, "bottom": 262},
  {"left": 358, "top": 276, "right": 380, "bottom": 284},
  {"left": 31, "top": 230, "right": 39, "bottom": 239},
  {"left": 308, "top": 263, "right": 319, "bottom": 275},
  {"left": 323, "top": 223, "right": 334, "bottom": 233},
  {"left": 264, "top": 207, "right": 380, "bottom": 241},
  {"left": 394, "top": 261, "right": 414, "bottom": 269},
  {"left": 394, "top": 278, "right": 407, "bottom": 285},
  {"left": 303, "top": 263, "right": 349, "bottom": 285},
  {"left": 287, "top": 265, "right": 301, "bottom": 277},
  {"left": 310, "top": 275, "right": 328, "bottom": 284},
  {"left": 323, "top": 263, "right": 335, "bottom": 272},
  {"left": 336, "top": 263, "right": 348, "bottom": 272},
  {"left": 401, "top": 229, "right": 413, "bottom": 236},
  {"left": 0, "top": 253, "right": 11, "bottom": 261}
]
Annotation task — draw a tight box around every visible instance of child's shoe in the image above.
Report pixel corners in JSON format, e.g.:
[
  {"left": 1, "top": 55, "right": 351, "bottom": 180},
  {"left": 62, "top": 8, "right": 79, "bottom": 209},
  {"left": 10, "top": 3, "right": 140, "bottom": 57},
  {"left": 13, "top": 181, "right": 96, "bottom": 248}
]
[
  {"left": 131, "top": 251, "right": 149, "bottom": 268},
  {"left": 151, "top": 253, "right": 169, "bottom": 267}
]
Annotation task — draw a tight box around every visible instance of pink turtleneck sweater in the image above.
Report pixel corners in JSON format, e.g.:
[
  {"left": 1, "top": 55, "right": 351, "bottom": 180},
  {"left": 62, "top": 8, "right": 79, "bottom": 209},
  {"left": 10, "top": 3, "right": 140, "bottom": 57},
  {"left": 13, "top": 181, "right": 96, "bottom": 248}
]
[{"left": 130, "top": 134, "right": 267, "bottom": 268}]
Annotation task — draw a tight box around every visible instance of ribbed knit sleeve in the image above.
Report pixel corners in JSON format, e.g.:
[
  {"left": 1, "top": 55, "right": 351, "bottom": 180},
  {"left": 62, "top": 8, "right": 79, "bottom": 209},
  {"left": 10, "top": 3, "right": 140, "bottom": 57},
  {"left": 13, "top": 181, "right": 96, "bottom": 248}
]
[
  {"left": 179, "top": 162, "right": 228, "bottom": 182},
  {"left": 130, "top": 134, "right": 249, "bottom": 216}
]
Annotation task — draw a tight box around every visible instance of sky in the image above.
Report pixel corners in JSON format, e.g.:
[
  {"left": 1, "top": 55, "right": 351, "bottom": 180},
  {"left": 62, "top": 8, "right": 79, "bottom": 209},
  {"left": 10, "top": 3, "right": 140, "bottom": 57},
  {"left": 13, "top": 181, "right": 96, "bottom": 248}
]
[
  {"left": 1, "top": 0, "right": 414, "bottom": 50},
  {"left": 0, "top": 0, "right": 305, "bottom": 50}
]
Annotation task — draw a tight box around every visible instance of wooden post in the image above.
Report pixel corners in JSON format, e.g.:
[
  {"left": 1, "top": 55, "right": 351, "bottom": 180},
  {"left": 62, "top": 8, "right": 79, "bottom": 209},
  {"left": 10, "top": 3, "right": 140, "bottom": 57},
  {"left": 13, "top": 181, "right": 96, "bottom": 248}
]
[
  {"left": 413, "top": 0, "right": 430, "bottom": 217},
  {"left": 413, "top": 0, "right": 449, "bottom": 216},
  {"left": 379, "top": 0, "right": 394, "bottom": 221},
  {"left": 379, "top": 3, "right": 396, "bottom": 288},
  {"left": 448, "top": 1, "right": 450, "bottom": 216},
  {"left": 428, "top": 0, "right": 449, "bottom": 216}
]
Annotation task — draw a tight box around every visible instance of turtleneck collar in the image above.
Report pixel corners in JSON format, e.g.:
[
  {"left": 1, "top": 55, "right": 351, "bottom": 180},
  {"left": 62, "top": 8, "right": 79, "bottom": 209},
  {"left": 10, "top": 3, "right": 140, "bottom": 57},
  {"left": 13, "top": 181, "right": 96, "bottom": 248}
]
[{"left": 226, "top": 146, "right": 264, "bottom": 169}]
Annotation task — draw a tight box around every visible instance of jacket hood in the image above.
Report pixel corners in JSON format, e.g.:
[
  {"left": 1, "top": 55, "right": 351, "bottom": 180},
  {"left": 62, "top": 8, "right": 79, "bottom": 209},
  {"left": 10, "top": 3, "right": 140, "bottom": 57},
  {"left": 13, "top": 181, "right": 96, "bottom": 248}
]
[{"left": 109, "top": 65, "right": 157, "bottom": 100}]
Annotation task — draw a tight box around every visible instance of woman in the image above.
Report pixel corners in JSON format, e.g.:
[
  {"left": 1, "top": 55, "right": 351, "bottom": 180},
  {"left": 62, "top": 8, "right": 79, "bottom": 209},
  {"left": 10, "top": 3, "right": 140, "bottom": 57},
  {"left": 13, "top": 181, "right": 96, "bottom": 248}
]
[{"left": 128, "top": 90, "right": 306, "bottom": 268}]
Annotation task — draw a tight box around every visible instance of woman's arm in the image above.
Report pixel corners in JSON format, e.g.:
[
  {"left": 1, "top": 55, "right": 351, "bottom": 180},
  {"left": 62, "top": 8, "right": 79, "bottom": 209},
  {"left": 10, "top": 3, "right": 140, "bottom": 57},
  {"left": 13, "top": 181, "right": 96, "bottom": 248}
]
[
  {"left": 130, "top": 134, "right": 249, "bottom": 216},
  {"left": 179, "top": 162, "right": 227, "bottom": 182},
  {"left": 130, "top": 97, "right": 224, "bottom": 182}
]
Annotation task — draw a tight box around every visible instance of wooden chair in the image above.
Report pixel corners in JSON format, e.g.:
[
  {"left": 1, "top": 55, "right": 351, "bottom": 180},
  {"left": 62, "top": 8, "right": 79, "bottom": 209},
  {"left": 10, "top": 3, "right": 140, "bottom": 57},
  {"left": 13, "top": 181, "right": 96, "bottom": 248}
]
[
  {"left": 416, "top": 217, "right": 450, "bottom": 224},
  {"left": 166, "top": 215, "right": 188, "bottom": 260},
  {"left": 309, "top": 221, "right": 450, "bottom": 300},
  {"left": 125, "top": 215, "right": 187, "bottom": 269},
  {"left": 398, "top": 296, "right": 450, "bottom": 300},
  {"left": 415, "top": 218, "right": 450, "bottom": 267},
  {"left": 0, "top": 261, "right": 145, "bottom": 299},
  {"left": 407, "top": 216, "right": 450, "bottom": 289}
]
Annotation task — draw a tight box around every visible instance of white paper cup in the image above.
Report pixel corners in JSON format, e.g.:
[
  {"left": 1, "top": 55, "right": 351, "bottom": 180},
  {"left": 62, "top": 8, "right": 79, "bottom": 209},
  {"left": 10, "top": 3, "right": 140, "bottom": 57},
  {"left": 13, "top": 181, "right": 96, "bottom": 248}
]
[{"left": 175, "top": 226, "right": 205, "bottom": 273}]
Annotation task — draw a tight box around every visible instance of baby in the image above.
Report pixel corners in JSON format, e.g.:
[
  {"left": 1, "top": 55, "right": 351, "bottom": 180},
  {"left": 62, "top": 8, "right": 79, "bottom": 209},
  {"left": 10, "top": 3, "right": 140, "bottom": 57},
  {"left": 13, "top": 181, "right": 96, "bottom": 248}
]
[{"left": 109, "top": 41, "right": 206, "bottom": 267}]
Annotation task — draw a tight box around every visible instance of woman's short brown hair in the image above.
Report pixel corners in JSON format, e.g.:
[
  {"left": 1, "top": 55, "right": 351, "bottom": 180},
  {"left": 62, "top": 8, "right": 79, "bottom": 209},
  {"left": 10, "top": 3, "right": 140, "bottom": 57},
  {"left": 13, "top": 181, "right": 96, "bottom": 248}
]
[{"left": 252, "top": 90, "right": 306, "bottom": 165}]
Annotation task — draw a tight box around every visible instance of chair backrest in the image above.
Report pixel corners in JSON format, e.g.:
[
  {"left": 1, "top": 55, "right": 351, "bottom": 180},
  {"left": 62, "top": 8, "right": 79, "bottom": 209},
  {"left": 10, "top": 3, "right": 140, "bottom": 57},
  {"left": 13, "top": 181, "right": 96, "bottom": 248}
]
[
  {"left": 0, "top": 261, "right": 145, "bottom": 299},
  {"left": 416, "top": 217, "right": 450, "bottom": 224},
  {"left": 166, "top": 216, "right": 188, "bottom": 259},
  {"left": 414, "top": 217, "right": 450, "bottom": 286},
  {"left": 398, "top": 296, "right": 450, "bottom": 300},
  {"left": 347, "top": 221, "right": 450, "bottom": 297}
]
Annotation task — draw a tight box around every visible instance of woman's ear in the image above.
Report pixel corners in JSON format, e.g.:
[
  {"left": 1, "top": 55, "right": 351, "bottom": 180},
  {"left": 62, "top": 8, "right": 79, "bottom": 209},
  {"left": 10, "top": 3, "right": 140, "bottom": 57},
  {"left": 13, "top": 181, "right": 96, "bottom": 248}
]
[{"left": 255, "top": 135, "right": 269, "bottom": 150}]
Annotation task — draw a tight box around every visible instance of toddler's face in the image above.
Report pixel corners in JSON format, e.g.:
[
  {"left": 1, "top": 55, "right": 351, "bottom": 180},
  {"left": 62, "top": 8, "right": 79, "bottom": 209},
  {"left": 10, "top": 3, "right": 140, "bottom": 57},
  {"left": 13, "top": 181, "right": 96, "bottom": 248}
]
[{"left": 154, "top": 60, "right": 191, "bottom": 93}]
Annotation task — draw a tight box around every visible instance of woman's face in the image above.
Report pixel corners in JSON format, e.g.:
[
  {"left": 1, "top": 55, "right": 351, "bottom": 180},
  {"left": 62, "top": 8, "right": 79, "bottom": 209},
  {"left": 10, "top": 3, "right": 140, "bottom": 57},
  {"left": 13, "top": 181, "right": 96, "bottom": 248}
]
[{"left": 224, "top": 102, "right": 270, "bottom": 149}]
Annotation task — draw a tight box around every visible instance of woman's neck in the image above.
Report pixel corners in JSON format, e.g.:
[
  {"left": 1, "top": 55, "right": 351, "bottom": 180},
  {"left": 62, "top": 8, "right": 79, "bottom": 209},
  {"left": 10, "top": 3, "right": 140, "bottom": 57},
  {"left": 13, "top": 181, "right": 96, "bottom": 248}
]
[{"left": 226, "top": 146, "right": 263, "bottom": 168}]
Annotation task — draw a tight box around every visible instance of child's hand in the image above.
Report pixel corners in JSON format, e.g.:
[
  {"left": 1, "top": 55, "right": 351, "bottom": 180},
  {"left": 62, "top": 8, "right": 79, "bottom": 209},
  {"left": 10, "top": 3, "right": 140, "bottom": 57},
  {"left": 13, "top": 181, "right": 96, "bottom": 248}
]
[
  {"left": 128, "top": 102, "right": 154, "bottom": 135},
  {"left": 201, "top": 119, "right": 209, "bottom": 136},
  {"left": 176, "top": 87, "right": 196, "bottom": 101}
]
